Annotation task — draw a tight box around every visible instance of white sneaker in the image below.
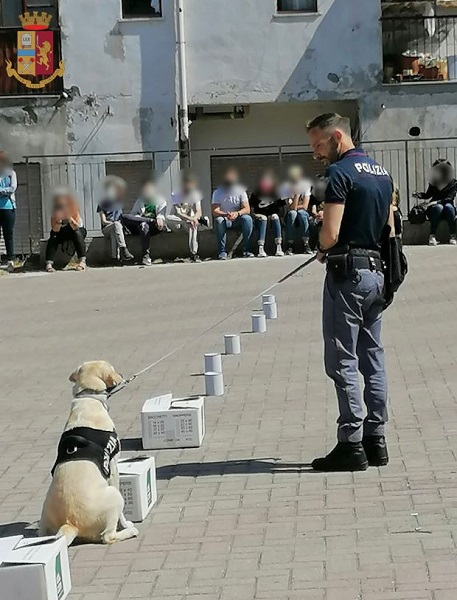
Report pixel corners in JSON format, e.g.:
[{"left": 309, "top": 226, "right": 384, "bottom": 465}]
[
  {"left": 450, "top": 236, "right": 457, "bottom": 245},
  {"left": 6, "top": 260, "right": 15, "bottom": 273},
  {"left": 275, "top": 246, "right": 284, "bottom": 257},
  {"left": 258, "top": 246, "right": 267, "bottom": 258},
  {"left": 142, "top": 253, "right": 152, "bottom": 266},
  {"left": 429, "top": 235, "right": 439, "bottom": 246},
  {"left": 243, "top": 252, "right": 255, "bottom": 258}
]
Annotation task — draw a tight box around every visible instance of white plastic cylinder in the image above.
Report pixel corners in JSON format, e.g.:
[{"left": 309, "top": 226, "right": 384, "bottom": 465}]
[
  {"left": 252, "top": 313, "right": 267, "bottom": 333},
  {"left": 263, "top": 301, "right": 278, "bottom": 320},
  {"left": 224, "top": 334, "right": 241, "bottom": 355},
  {"left": 204, "top": 353, "right": 222, "bottom": 373},
  {"left": 262, "top": 294, "right": 276, "bottom": 305},
  {"left": 205, "top": 371, "right": 224, "bottom": 396}
]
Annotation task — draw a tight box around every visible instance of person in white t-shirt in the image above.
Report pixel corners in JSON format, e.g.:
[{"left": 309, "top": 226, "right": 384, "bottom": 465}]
[
  {"left": 211, "top": 167, "right": 254, "bottom": 260},
  {"left": 167, "top": 172, "right": 210, "bottom": 262},
  {"left": 281, "top": 165, "right": 313, "bottom": 255}
]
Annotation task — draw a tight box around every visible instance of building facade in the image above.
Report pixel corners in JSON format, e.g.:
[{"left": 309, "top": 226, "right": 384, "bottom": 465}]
[{"left": 1, "top": 0, "right": 456, "bottom": 250}]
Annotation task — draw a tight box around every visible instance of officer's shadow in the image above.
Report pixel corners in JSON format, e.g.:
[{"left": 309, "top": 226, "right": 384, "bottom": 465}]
[{"left": 154, "top": 458, "right": 316, "bottom": 480}]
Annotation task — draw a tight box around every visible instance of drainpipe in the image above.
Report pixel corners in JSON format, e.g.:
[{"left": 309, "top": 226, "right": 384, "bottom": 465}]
[{"left": 176, "top": 0, "right": 189, "bottom": 145}]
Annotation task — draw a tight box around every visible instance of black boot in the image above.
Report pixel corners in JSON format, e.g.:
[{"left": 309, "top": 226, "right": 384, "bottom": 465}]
[
  {"left": 120, "top": 247, "right": 134, "bottom": 261},
  {"left": 311, "top": 442, "right": 369, "bottom": 472},
  {"left": 362, "top": 436, "right": 389, "bottom": 467}
]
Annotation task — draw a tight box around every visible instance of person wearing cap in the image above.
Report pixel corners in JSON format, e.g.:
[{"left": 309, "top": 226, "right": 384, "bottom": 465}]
[
  {"left": 280, "top": 165, "right": 313, "bottom": 255},
  {"left": 307, "top": 113, "right": 393, "bottom": 473},
  {"left": 0, "top": 152, "right": 17, "bottom": 272},
  {"left": 45, "top": 187, "right": 87, "bottom": 272},
  {"left": 167, "top": 171, "right": 210, "bottom": 263},
  {"left": 413, "top": 159, "right": 457, "bottom": 246}
]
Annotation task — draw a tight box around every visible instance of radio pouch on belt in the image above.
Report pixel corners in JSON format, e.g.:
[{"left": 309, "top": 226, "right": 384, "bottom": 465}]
[{"left": 326, "top": 252, "right": 349, "bottom": 281}]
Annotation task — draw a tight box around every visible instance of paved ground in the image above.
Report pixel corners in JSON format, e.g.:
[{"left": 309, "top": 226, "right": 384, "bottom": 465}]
[{"left": 1, "top": 247, "right": 457, "bottom": 600}]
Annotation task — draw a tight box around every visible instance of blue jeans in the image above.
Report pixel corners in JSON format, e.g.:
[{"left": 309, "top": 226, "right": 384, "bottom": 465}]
[
  {"left": 215, "top": 214, "right": 253, "bottom": 254},
  {"left": 285, "top": 209, "right": 310, "bottom": 244},
  {"left": 255, "top": 214, "right": 282, "bottom": 244},
  {"left": 427, "top": 203, "right": 456, "bottom": 235},
  {"left": 323, "top": 269, "right": 387, "bottom": 443}
]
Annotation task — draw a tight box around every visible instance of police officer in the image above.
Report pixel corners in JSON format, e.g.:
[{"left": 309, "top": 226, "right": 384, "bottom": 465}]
[{"left": 306, "top": 113, "right": 393, "bottom": 472}]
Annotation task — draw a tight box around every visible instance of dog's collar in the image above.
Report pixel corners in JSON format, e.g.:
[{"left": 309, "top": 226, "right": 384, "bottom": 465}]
[{"left": 73, "top": 389, "right": 109, "bottom": 411}]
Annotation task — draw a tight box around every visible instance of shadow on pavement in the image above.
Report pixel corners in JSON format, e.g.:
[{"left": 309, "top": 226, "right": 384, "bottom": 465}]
[
  {"left": 0, "top": 521, "right": 38, "bottom": 539},
  {"left": 156, "top": 459, "right": 315, "bottom": 480}
]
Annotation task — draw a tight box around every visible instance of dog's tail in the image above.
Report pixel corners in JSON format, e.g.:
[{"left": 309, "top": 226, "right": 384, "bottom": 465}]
[{"left": 56, "top": 524, "right": 79, "bottom": 546}]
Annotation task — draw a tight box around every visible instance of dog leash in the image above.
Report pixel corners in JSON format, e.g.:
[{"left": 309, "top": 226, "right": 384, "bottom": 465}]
[{"left": 109, "top": 255, "right": 317, "bottom": 397}]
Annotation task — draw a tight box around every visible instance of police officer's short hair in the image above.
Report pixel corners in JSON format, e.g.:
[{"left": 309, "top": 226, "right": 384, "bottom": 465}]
[{"left": 306, "top": 113, "right": 352, "bottom": 136}]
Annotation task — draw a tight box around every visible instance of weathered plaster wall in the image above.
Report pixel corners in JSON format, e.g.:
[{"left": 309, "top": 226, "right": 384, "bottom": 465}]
[
  {"left": 0, "top": 0, "right": 179, "bottom": 167},
  {"left": 185, "top": 0, "right": 381, "bottom": 105}
]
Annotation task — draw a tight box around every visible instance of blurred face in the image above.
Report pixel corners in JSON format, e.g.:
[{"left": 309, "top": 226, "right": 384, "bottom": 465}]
[
  {"left": 142, "top": 182, "right": 156, "bottom": 200},
  {"left": 259, "top": 174, "right": 275, "bottom": 194},
  {"left": 223, "top": 169, "right": 238, "bottom": 187},
  {"left": 183, "top": 178, "right": 196, "bottom": 193},
  {"left": 308, "top": 127, "right": 341, "bottom": 166},
  {"left": 0, "top": 159, "right": 8, "bottom": 172},
  {"left": 54, "top": 194, "right": 70, "bottom": 213}
]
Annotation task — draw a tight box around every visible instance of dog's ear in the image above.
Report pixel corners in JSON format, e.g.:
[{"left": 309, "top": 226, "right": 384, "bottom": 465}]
[{"left": 69, "top": 367, "right": 80, "bottom": 383}]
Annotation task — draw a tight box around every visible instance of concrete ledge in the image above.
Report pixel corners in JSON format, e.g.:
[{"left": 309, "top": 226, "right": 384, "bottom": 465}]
[
  {"left": 39, "top": 221, "right": 451, "bottom": 267},
  {"left": 40, "top": 229, "right": 267, "bottom": 267}
]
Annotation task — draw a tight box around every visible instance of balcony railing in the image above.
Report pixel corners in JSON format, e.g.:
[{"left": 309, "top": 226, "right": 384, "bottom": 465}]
[
  {"left": 0, "top": 28, "right": 63, "bottom": 96},
  {"left": 382, "top": 15, "right": 457, "bottom": 83}
]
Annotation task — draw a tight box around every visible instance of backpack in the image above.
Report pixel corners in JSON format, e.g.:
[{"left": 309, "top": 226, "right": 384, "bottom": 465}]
[{"left": 408, "top": 203, "right": 427, "bottom": 225}]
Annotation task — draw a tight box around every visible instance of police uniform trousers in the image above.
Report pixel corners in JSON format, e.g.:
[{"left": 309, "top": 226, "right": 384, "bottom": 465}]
[{"left": 323, "top": 268, "right": 388, "bottom": 443}]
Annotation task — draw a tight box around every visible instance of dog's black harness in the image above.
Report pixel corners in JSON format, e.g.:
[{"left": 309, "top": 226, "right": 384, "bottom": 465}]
[{"left": 51, "top": 426, "right": 120, "bottom": 480}]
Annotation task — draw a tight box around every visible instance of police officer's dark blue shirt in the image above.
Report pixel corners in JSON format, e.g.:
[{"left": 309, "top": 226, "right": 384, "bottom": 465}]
[{"left": 325, "top": 148, "right": 393, "bottom": 250}]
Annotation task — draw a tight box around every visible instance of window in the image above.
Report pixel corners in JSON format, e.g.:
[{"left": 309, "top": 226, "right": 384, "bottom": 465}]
[
  {"left": 122, "top": 0, "right": 162, "bottom": 19},
  {"left": 0, "top": 0, "right": 58, "bottom": 28},
  {"left": 277, "top": 0, "right": 318, "bottom": 13}
]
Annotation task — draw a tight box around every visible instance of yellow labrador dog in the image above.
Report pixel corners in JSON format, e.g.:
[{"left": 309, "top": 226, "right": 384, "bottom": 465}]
[{"left": 39, "top": 360, "right": 139, "bottom": 545}]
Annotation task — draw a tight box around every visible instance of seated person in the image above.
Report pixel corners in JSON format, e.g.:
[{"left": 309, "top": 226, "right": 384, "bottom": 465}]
[
  {"left": 413, "top": 159, "right": 457, "bottom": 246},
  {"left": 97, "top": 176, "right": 134, "bottom": 262},
  {"left": 167, "top": 171, "right": 210, "bottom": 263},
  {"left": 122, "top": 179, "right": 167, "bottom": 266},
  {"left": 45, "top": 187, "right": 87, "bottom": 272},
  {"left": 308, "top": 175, "right": 326, "bottom": 250},
  {"left": 280, "top": 165, "right": 313, "bottom": 255},
  {"left": 249, "top": 170, "right": 285, "bottom": 257},
  {"left": 212, "top": 167, "right": 254, "bottom": 260}
]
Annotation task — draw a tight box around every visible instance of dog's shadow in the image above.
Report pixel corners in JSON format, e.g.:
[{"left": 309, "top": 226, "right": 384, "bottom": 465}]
[{"left": 0, "top": 521, "right": 38, "bottom": 539}]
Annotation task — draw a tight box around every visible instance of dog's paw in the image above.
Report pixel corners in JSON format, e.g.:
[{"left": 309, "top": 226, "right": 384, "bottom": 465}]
[
  {"left": 129, "top": 526, "right": 139, "bottom": 537},
  {"left": 124, "top": 520, "right": 135, "bottom": 530}
]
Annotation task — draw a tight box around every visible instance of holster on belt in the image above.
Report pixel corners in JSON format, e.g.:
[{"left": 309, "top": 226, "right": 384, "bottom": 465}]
[{"left": 327, "top": 246, "right": 383, "bottom": 280}]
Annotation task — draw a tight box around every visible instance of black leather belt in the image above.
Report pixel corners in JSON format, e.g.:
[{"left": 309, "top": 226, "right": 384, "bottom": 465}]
[
  {"left": 327, "top": 248, "right": 383, "bottom": 277},
  {"left": 349, "top": 255, "right": 383, "bottom": 272}
]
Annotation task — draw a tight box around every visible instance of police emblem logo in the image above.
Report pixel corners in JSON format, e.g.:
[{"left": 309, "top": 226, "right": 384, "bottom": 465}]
[{"left": 6, "top": 11, "right": 64, "bottom": 89}]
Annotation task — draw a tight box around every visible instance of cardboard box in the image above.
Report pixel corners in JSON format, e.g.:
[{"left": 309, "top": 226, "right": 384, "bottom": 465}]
[
  {"left": 141, "top": 393, "right": 205, "bottom": 449},
  {"left": 0, "top": 535, "right": 71, "bottom": 600},
  {"left": 119, "top": 456, "right": 157, "bottom": 522}
]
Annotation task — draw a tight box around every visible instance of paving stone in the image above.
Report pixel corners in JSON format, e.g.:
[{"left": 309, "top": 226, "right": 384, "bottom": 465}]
[{"left": 1, "top": 250, "right": 457, "bottom": 599}]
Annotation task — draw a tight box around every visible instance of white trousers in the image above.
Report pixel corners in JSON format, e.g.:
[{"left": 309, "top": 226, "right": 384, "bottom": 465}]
[{"left": 166, "top": 215, "right": 199, "bottom": 255}]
